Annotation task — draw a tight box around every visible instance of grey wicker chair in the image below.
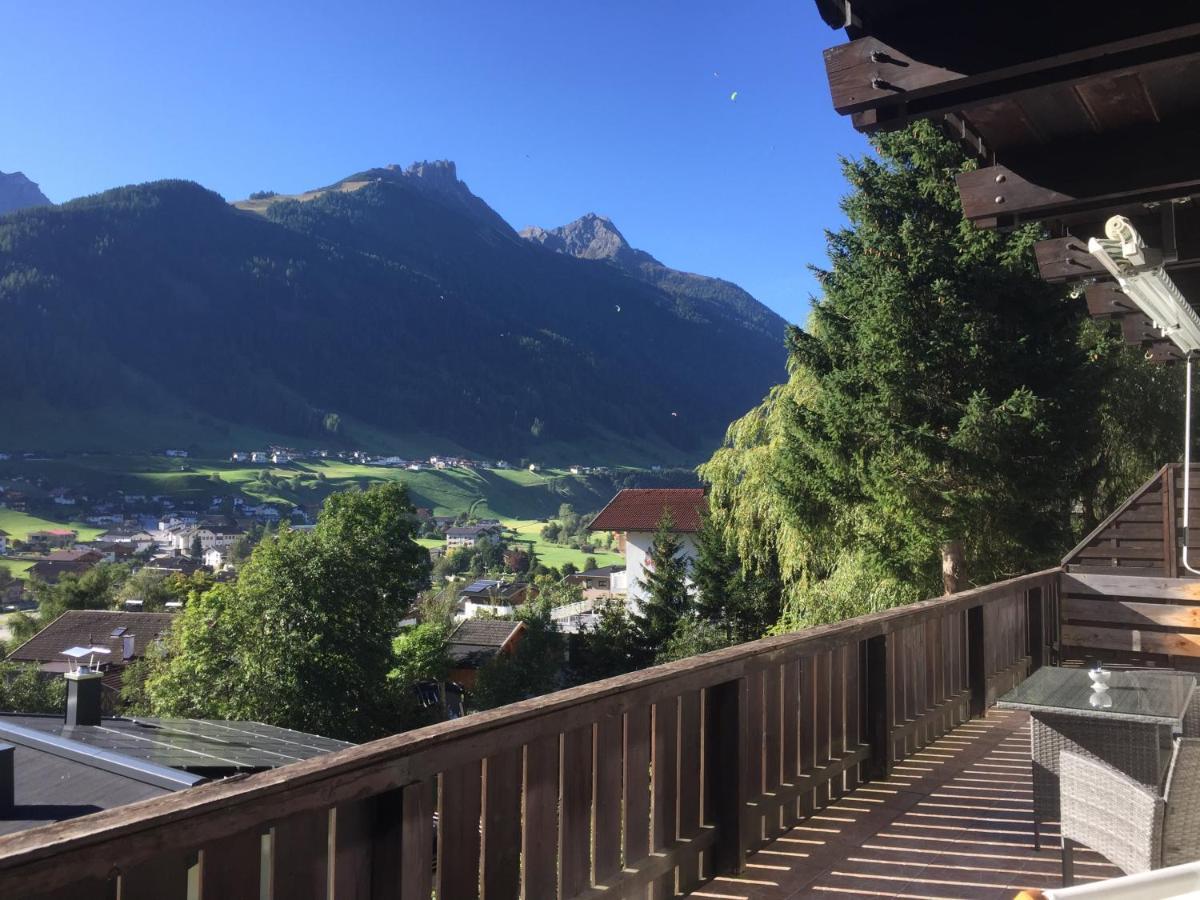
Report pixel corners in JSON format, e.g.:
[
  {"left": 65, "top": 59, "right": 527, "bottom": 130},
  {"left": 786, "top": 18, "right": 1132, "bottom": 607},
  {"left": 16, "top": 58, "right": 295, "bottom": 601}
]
[
  {"left": 1185, "top": 689, "right": 1199, "bottom": 738},
  {"left": 1059, "top": 739, "right": 1200, "bottom": 885}
]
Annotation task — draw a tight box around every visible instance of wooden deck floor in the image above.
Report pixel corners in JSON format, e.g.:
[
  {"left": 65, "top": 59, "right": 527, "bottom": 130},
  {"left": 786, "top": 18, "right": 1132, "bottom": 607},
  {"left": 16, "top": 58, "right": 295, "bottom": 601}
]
[{"left": 686, "top": 710, "right": 1122, "bottom": 900}]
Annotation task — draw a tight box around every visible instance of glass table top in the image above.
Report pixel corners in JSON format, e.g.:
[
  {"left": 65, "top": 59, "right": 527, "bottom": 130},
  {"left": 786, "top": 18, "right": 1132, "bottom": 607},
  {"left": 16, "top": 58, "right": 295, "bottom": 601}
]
[{"left": 996, "top": 667, "right": 1196, "bottom": 724}]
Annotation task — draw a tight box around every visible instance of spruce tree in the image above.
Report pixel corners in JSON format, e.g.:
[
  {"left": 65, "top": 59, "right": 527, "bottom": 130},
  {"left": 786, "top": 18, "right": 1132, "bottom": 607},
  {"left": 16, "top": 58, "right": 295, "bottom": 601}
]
[{"left": 634, "top": 511, "right": 693, "bottom": 651}]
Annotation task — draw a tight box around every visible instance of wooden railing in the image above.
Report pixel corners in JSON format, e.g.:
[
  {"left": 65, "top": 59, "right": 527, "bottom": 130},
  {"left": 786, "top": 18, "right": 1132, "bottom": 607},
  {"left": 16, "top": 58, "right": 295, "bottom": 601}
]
[{"left": 0, "top": 569, "right": 1061, "bottom": 900}]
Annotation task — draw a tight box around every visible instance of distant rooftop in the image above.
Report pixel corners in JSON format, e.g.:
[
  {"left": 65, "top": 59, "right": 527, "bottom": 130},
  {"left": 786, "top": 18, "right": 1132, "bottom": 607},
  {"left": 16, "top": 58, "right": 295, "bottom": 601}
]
[
  {"left": 6, "top": 611, "right": 176, "bottom": 667},
  {"left": 588, "top": 488, "right": 707, "bottom": 533},
  {"left": 446, "top": 619, "right": 524, "bottom": 666}
]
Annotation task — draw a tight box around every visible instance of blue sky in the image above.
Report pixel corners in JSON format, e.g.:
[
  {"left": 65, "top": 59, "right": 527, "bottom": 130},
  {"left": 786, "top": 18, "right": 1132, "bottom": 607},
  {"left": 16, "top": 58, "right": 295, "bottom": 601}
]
[{"left": 0, "top": 0, "right": 869, "bottom": 325}]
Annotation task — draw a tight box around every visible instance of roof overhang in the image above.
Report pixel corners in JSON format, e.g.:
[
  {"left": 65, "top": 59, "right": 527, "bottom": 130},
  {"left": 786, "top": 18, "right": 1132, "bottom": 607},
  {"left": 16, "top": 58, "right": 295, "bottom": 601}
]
[{"left": 815, "top": 2, "right": 1200, "bottom": 359}]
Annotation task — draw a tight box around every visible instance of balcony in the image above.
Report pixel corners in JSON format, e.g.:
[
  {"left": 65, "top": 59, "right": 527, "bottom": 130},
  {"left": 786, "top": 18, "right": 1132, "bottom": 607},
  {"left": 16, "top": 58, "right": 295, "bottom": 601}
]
[{"left": 3, "top": 464, "right": 1199, "bottom": 899}]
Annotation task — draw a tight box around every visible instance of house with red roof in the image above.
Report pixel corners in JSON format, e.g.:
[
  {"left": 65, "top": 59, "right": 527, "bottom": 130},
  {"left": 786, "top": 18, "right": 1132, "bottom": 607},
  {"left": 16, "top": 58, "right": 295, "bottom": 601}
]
[{"left": 587, "top": 488, "right": 707, "bottom": 611}]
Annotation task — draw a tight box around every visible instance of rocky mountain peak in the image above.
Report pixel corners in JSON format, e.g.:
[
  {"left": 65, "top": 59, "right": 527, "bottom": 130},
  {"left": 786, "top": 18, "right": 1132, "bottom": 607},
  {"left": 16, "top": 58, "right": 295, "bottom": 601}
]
[
  {"left": 520, "top": 213, "right": 638, "bottom": 263},
  {"left": 0, "top": 170, "right": 52, "bottom": 216}
]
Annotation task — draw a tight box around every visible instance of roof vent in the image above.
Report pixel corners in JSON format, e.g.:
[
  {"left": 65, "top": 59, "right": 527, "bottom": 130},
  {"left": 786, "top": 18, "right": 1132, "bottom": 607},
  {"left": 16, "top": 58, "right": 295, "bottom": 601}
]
[{"left": 61, "top": 645, "right": 108, "bottom": 727}]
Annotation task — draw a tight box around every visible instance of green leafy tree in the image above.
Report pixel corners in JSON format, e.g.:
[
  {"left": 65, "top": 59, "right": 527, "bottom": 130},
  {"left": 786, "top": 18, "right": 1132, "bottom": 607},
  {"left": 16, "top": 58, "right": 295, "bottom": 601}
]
[
  {"left": 189, "top": 534, "right": 203, "bottom": 560},
  {"left": 583, "top": 556, "right": 598, "bottom": 571},
  {"left": 472, "top": 598, "right": 566, "bottom": 710},
  {"left": 116, "top": 569, "right": 189, "bottom": 611},
  {"left": 144, "top": 483, "right": 430, "bottom": 740},
  {"left": 633, "top": 512, "right": 693, "bottom": 651},
  {"left": 0, "top": 660, "right": 66, "bottom": 713},
  {"left": 31, "top": 563, "right": 130, "bottom": 624},
  {"left": 700, "top": 120, "right": 1181, "bottom": 629}
]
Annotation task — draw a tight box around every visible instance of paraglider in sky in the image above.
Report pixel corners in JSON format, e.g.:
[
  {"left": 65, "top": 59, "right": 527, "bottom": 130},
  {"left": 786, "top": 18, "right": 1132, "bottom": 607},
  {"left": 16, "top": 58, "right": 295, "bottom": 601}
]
[{"left": 729, "top": 90, "right": 738, "bottom": 102}]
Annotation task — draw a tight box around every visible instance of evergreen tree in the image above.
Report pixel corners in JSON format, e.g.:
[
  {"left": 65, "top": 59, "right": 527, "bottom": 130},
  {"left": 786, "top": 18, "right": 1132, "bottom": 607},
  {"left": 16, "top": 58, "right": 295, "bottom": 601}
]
[
  {"left": 700, "top": 121, "right": 1180, "bottom": 629},
  {"left": 692, "top": 514, "right": 781, "bottom": 643},
  {"left": 633, "top": 511, "right": 693, "bottom": 651}
]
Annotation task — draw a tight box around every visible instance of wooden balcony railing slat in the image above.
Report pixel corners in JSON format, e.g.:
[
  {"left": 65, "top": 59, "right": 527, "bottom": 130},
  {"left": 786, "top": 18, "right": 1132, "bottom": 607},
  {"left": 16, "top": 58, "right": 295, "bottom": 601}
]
[
  {"left": 830, "top": 646, "right": 845, "bottom": 799},
  {"left": 798, "top": 654, "right": 816, "bottom": 814},
  {"left": 398, "top": 779, "right": 433, "bottom": 900},
  {"left": 481, "top": 747, "right": 521, "bottom": 900},
  {"left": 522, "top": 733, "right": 559, "bottom": 898},
  {"left": 271, "top": 807, "right": 329, "bottom": 900},
  {"left": 560, "top": 724, "right": 593, "bottom": 897},
  {"left": 677, "top": 689, "right": 703, "bottom": 893},
  {"left": 762, "top": 663, "right": 782, "bottom": 837},
  {"left": 844, "top": 642, "right": 862, "bottom": 793},
  {"left": 330, "top": 790, "right": 398, "bottom": 900},
  {"left": 199, "top": 828, "right": 262, "bottom": 899},
  {"left": 118, "top": 848, "right": 190, "bottom": 900},
  {"left": 780, "top": 659, "right": 800, "bottom": 826},
  {"left": 651, "top": 695, "right": 679, "bottom": 899},
  {"left": 624, "top": 705, "right": 652, "bottom": 874},
  {"left": 436, "top": 759, "right": 482, "bottom": 899},
  {"left": 591, "top": 714, "right": 622, "bottom": 885}
]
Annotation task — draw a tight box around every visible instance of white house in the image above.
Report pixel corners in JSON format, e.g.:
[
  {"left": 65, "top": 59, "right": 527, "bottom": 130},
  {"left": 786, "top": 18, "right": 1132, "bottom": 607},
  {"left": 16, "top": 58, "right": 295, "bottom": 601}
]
[
  {"left": 587, "top": 488, "right": 707, "bottom": 614},
  {"left": 445, "top": 524, "right": 501, "bottom": 551},
  {"left": 0, "top": 529, "right": 8, "bottom": 555},
  {"left": 250, "top": 451, "right": 269, "bottom": 464},
  {"left": 203, "top": 547, "right": 226, "bottom": 569},
  {"left": 164, "top": 449, "right": 189, "bottom": 458}
]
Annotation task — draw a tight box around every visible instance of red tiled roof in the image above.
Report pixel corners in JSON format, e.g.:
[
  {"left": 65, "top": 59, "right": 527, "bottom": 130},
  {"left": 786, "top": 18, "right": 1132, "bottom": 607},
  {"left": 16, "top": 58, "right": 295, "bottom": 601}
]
[{"left": 587, "top": 489, "right": 707, "bottom": 533}]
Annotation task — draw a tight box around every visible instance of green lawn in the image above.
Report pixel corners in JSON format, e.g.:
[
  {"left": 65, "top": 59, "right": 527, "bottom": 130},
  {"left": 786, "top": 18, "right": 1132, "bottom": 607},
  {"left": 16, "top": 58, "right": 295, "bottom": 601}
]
[
  {"left": 505, "top": 519, "right": 623, "bottom": 570},
  {"left": 0, "top": 509, "right": 105, "bottom": 543},
  {"left": 0, "top": 559, "right": 34, "bottom": 581}
]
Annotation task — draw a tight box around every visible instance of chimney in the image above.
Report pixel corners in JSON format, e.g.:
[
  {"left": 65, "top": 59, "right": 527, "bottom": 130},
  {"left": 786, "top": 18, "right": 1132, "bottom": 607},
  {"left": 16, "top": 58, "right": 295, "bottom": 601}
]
[
  {"left": 0, "top": 743, "right": 12, "bottom": 814},
  {"left": 123, "top": 634, "right": 135, "bottom": 660},
  {"left": 65, "top": 669, "right": 103, "bottom": 727}
]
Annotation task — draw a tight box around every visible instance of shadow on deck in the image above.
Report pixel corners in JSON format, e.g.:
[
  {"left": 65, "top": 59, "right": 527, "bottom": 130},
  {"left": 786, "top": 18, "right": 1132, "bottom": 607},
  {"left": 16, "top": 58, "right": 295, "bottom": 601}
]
[{"left": 687, "top": 710, "right": 1121, "bottom": 900}]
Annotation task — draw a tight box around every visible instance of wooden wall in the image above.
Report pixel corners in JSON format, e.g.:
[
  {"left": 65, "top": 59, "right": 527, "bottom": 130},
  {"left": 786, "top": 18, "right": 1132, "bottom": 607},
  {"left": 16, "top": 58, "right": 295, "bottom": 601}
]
[{"left": 1061, "top": 463, "right": 1200, "bottom": 668}]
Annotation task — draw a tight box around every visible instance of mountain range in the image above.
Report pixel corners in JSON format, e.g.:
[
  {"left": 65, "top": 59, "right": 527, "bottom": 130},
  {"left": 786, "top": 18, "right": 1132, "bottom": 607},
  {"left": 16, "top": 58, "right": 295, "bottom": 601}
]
[{"left": 0, "top": 161, "right": 787, "bottom": 462}]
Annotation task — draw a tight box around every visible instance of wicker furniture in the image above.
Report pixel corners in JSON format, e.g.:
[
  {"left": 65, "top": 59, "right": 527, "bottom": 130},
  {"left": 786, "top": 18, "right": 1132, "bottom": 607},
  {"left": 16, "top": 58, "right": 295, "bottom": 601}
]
[
  {"left": 996, "top": 668, "right": 1197, "bottom": 849},
  {"left": 1059, "top": 740, "right": 1200, "bottom": 885}
]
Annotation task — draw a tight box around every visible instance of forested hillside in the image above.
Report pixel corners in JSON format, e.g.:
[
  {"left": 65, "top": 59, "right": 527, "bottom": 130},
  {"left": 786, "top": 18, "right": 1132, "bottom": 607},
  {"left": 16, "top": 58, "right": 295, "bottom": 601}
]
[{"left": 0, "top": 162, "right": 786, "bottom": 462}]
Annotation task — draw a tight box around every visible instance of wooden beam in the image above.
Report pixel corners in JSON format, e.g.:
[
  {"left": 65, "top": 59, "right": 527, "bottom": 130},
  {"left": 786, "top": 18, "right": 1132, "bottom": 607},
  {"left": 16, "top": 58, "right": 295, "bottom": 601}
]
[
  {"left": 823, "top": 24, "right": 1200, "bottom": 130},
  {"left": 1064, "top": 597, "right": 1200, "bottom": 629},
  {"left": 959, "top": 117, "right": 1200, "bottom": 226}
]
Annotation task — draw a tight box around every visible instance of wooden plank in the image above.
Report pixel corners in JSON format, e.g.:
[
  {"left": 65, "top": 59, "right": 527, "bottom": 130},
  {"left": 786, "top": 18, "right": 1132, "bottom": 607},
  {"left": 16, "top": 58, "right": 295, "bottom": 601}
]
[
  {"left": 829, "top": 646, "right": 845, "bottom": 795},
  {"left": 119, "top": 850, "right": 190, "bottom": 900},
  {"left": 677, "top": 690, "right": 703, "bottom": 892},
  {"left": 780, "top": 659, "right": 800, "bottom": 823},
  {"left": 272, "top": 808, "right": 329, "bottom": 900},
  {"left": 844, "top": 643, "right": 861, "bottom": 791},
  {"left": 522, "top": 735, "right": 559, "bottom": 900},
  {"left": 437, "top": 760, "right": 482, "bottom": 900},
  {"left": 1061, "top": 572, "right": 1200, "bottom": 601},
  {"left": 815, "top": 651, "right": 831, "bottom": 802},
  {"left": 592, "top": 715, "right": 623, "bottom": 885},
  {"left": 1065, "top": 596, "right": 1200, "bottom": 629},
  {"left": 482, "top": 748, "right": 522, "bottom": 900},
  {"left": 560, "top": 725, "right": 594, "bottom": 898},
  {"left": 651, "top": 696, "right": 679, "bottom": 898},
  {"left": 400, "top": 780, "right": 434, "bottom": 900},
  {"left": 763, "top": 663, "right": 782, "bottom": 801},
  {"left": 798, "top": 655, "right": 816, "bottom": 814},
  {"left": 1062, "top": 624, "right": 1200, "bottom": 656},
  {"left": 331, "top": 788, "right": 404, "bottom": 900},
  {"left": 199, "top": 830, "right": 262, "bottom": 899},
  {"left": 624, "top": 707, "right": 652, "bottom": 873}
]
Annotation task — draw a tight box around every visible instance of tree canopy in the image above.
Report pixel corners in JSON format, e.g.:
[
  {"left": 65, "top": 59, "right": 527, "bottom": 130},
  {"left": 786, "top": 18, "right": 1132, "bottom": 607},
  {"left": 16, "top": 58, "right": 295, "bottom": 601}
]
[
  {"left": 144, "top": 483, "right": 430, "bottom": 740},
  {"left": 700, "top": 121, "right": 1181, "bottom": 629}
]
